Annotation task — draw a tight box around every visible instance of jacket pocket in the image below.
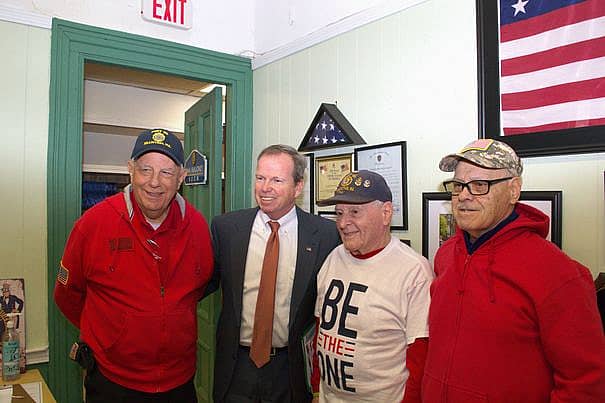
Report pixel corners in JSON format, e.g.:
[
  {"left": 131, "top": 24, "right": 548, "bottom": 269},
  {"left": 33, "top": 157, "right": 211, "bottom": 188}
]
[{"left": 102, "top": 311, "right": 163, "bottom": 371}]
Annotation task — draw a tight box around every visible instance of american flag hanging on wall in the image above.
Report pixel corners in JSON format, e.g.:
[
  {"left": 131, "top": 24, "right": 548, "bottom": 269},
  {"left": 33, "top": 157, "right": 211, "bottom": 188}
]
[{"left": 499, "top": 0, "right": 605, "bottom": 135}]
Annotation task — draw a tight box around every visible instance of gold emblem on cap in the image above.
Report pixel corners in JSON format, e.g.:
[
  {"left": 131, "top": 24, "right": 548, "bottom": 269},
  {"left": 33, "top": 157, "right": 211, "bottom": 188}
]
[
  {"left": 363, "top": 179, "right": 371, "bottom": 188},
  {"left": 152, "top": 132, "right": 166, "bottom": 142},
  {"left": 354, "top": 177, "right": 362, "bottom": 186},
  {"left": 341, "top": 174, "right": 353, "bottom": 187}
]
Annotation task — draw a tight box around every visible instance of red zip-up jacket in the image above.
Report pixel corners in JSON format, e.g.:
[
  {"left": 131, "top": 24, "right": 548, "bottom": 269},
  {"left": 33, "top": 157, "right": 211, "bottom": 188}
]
[
  {"left": 423, "top": 203, "right": 605, "bottom": 402},
  {"left": 55, "top": 186, "right": 213, "bottom": 392}
]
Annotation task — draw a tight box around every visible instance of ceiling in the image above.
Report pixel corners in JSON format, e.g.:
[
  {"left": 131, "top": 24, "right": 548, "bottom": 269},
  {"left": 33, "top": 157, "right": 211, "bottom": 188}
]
[
  {"left": 83, "top": 62, "right": 219, "bottom": 139},
  {"left": 84, "top": 62, "right": 212, "bottom": 97}
]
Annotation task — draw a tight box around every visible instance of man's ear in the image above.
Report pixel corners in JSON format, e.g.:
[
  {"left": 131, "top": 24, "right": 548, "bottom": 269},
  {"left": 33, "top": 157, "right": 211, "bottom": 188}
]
[
  {"left": 178, "top": 167, "right": 187, "bottom": 187},
  {"left": 127, "top": 160, "right": 135, "bottom": 182},
  {"left": 509, "top": 177, "right": 522, "bottom": 204},
  {"left": 382, "top": 201, "right": 394, "bottom": 226}
]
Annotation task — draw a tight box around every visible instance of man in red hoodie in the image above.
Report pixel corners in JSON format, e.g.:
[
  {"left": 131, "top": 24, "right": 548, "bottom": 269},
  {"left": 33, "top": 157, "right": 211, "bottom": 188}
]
[
  {"left": 423, "top": 139, "right": 605, "bottom": 402},
  {"left": 55, "top": 129, "right": 213, "bottom": 402}
]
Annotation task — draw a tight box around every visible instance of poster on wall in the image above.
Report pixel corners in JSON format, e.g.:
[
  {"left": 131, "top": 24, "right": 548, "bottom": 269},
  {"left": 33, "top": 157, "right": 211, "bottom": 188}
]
[{"left": 0, "top": 278, "right": 26, "bottom": 375}]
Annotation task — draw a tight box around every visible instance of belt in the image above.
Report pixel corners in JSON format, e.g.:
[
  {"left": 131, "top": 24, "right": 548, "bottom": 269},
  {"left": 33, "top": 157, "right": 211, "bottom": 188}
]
[{"left": 239, "top": 344, "right": 288, "bottom": 357}]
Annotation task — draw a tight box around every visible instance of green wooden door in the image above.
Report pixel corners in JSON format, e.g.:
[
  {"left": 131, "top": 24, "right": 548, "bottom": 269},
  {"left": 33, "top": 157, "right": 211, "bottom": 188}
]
[
  {"left": 48, "top": 20, "right": 252, "bottom": 402},
  {"left": 182, "top": 87, "right": 223, "bottom": 402}
]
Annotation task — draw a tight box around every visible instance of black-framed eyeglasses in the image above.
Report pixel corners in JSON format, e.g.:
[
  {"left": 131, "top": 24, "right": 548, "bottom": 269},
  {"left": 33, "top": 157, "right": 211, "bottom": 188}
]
[{"left": 443, "top": 177, "right": 513, "bottom": 196}]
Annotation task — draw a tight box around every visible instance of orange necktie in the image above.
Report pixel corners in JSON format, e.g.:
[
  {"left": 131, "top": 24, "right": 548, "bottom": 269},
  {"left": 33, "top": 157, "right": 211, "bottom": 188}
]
[{"left": 249, "top": 220, "right": 280, "bottom": 367}]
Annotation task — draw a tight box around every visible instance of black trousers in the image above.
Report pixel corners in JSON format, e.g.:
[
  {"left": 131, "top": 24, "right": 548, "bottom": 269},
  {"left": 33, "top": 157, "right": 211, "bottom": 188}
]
[
  {"left": 223, "top": 345, "right": 291, "bottom": 403},
  {"left": 85, "top": 368, "right": 197, "bottom": 403}
]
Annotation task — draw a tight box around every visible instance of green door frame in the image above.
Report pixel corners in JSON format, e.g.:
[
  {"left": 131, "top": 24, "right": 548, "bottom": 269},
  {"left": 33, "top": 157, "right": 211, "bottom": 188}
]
[{"left": 47, "top": 19, "right": 252, "bottom": 402}]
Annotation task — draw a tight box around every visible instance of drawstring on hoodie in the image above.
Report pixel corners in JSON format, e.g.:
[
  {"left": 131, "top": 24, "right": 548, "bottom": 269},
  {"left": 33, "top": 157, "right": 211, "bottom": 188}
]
[{"left": 487, "top": 244, "right": 496, "bottom": 303}]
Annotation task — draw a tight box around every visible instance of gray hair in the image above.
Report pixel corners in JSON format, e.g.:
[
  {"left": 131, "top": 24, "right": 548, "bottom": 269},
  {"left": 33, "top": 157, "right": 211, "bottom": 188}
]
[{"left": 257, "top": 144, "right": 306, "bottom": 184}]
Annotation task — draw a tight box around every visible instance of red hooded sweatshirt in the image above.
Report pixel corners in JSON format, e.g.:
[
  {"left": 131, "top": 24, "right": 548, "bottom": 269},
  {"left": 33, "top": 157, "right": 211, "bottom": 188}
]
[{"left": 423, "top": 203, "right": 605, "bottom": 402}]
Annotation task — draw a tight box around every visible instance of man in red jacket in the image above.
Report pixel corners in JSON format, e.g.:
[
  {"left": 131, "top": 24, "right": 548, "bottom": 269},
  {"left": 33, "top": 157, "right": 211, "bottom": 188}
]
[
  {"left": 55, "top": 128, "right": 214, "bottom": 402},
  {"left": 423, "top": 139, "right": 605, "bottom": 402}
]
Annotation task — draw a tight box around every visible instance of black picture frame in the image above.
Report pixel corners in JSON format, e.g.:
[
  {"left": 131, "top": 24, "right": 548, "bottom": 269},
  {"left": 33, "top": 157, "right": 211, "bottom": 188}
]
[
  {"left": 476, "top": 0, "right": 605, "bottom": 157},
  {"left": 317, "top": 210, "right": 337, "bottom": 222},
  {"left": 354, "top": 141, "right": 408, "bottom": 230},
  {"left": 422, "top": 190, "right": 562, "bottom": 262},
  {"left": 295, "top": 153, "right": 315, "bottom": 214}
]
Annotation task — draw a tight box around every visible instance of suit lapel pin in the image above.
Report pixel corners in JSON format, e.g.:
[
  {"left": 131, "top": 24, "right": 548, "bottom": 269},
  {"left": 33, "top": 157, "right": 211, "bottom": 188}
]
[{"left": 305, "top": 246, "right": 312, "bottom": 252}]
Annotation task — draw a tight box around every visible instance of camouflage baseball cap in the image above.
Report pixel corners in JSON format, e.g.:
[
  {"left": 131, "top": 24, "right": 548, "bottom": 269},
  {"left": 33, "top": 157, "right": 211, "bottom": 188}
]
[
  {"left": 439, "top": 139, "right": 523, "bottom": 176},
  {"left": 317, "top": 170, "right": 392, "bottom": 206}
]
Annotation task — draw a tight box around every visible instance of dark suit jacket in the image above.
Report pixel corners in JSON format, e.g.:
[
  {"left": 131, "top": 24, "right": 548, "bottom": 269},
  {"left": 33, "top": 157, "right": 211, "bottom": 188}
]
[{"left": 207, "top": 207, "right": 340, "bottom": 402}]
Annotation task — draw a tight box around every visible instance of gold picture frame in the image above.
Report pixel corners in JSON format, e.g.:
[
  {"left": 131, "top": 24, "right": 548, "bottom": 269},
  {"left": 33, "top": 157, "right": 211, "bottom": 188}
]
[{"left": 314, "top": 154, "right": 352, "bottom": 204}]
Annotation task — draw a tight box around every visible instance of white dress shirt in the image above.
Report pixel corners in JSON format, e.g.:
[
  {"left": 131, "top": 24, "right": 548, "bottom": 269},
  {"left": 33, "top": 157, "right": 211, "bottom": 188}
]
[{"left": 239, "top": 206, "right": 298, "bottom": 347}]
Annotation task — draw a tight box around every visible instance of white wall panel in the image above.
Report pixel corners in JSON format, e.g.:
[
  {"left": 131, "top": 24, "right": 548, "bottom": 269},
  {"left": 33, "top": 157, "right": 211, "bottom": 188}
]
[
  {"left": 0, "top": 20, "right": 50, "bottom": 353},
  {"left": 253, "top": 0, "right": 605, "bottom": 275}
]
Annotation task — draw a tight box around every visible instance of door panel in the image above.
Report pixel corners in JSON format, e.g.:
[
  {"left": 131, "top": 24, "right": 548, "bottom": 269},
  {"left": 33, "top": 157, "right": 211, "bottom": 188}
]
[{"left": 183, "top": 87, "right": 223, "bottom": 402}]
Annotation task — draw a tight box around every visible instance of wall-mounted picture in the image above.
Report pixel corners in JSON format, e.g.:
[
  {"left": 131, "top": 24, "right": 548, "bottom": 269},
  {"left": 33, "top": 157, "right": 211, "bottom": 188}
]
[
  {"left": 354, "top": 141, "right": 408, "bottom": 230},
  {"left": 317, "top": 210, "right": 338, "bottom": 222},
  {"left": 315, "top": 154, "right": 352, "bottom": 203},
  {"left": 422, "top": 191, "right": 562, "bottom": 263},
  {"left": 0, "top": 278, "right": 26, "bottom": 375},
  {"left": 295, "top": 153, "right": 315, "bottom": 214}
]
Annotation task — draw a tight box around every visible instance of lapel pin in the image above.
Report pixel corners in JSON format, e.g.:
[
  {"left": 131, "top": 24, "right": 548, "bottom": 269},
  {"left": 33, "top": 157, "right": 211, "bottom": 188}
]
[{"left": 306, "top": 247, "right": 312, "bottom": 252}]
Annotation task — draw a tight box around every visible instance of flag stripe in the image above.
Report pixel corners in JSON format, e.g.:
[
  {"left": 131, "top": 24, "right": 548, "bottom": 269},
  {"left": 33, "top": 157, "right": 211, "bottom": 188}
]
[
  {"left": 500, "top": 0, "right": 604, "bottom": 42},
  {"left": 501, "top": 56, "right": 605, "bottom": 93},
  {"left": 503, "top": 117, "right": 605, "bottom": 135},
  {"left": 500, "top": 15, "right": 605, "bottom": 60},
  {"left": 501, "top": 36, "right": 605, "bottom": 76},
  {"left": 501, "top": 77, "right": 605, "bottom": 110},
  {"left": 502, "top": 97, "right": 605, "bottom": 129}
]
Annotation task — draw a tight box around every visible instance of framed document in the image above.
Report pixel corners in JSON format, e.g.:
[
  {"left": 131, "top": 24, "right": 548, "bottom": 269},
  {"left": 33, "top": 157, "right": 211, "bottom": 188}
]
[
  {"left": 315, "top": 154, "right": 352, "bottom": 203},
  {"left": 354, "top": 141, "right": 407, "bottom": 230},
  {"left": 295, "top": 153, "right": 315, "bottom": 214}
]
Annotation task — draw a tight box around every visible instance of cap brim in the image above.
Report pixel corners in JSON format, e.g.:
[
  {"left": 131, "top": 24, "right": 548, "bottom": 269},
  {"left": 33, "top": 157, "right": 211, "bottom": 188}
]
[{"left": 316, "top": 194, "right": 377, "bottom": 206}]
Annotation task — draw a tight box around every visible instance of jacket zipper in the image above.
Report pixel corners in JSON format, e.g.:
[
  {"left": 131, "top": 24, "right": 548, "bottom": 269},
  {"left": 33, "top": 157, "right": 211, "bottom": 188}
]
[{"left": 441, "top": 254, "right": 472, "bottom": 402}]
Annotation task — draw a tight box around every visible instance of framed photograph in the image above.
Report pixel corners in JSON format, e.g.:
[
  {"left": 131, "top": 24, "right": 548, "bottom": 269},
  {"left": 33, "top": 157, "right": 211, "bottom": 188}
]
[
  {"left": 422, "top": 190, "right": 562, "bottom": 262},
  {"left": 354, "top": 141, "right": 407, "bottom": 230},
  {"left": 0, "top": 278, "right": 26, "bottom": 374},
  {"left": 422, "top": 192, "right": 455, "bottom": 264},
  {"left": 520, "top": 191, "right": 562, "bottom": 247},
  {"left": 295, "top": 153, "right": 315, "bottom": 214},
  {"left": 315, "top": 153, "right": 353, "bottom": 203},
  {"left": 317, "top": 211, "right": 337, "bottom": 222},
  {"left": 476, "top": 0, "right": 605, "bottom": 157}
]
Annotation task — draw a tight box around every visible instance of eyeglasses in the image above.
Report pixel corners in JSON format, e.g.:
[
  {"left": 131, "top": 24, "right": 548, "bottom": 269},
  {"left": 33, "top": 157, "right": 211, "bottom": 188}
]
[{"left": 443, "top": 177, "right": 513, "bottom": 196}]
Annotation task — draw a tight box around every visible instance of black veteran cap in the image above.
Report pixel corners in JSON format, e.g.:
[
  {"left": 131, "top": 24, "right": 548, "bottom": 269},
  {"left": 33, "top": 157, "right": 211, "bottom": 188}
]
[
  {"left": 317, "top": 170, "right": 392, "bottom": 206},
  {"left": 131, "top": 128, "right": 184, "bottom": 166}
]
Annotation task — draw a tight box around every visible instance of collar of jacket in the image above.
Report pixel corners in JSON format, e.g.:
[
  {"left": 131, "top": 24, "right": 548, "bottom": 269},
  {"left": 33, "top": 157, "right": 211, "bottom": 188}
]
[{"left": 121, "top": 184, "right": 186, "bottom": 222}]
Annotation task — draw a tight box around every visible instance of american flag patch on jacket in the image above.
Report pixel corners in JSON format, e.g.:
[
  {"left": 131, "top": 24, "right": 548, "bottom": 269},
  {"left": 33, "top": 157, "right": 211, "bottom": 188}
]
[{"left": 57, "top": 262, "right": 69, "bottom": 285}]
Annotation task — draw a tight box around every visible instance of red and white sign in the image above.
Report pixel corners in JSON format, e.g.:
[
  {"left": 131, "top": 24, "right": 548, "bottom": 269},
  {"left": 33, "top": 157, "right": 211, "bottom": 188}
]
[{"left": 141, "top": 0, "right": 192, "bottom": 30}]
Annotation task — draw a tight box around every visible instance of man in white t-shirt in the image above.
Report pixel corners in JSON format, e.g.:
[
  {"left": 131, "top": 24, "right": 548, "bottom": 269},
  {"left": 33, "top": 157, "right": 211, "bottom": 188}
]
[{"left": 314, "top": 170, "right": 433, "bottom": 403}]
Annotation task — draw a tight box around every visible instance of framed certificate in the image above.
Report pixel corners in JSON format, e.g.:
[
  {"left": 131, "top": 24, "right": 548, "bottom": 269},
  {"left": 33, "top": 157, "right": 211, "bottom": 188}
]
[
  {"left": 354, "top": 141, "right": 407, "bottom": 230},
  {"left": 315, "top": 154, "right": 353, "bottom": 203}
]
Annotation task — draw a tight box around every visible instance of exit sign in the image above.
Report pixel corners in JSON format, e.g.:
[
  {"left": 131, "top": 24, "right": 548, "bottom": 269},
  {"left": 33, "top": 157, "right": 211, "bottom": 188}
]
[{"left": 141, "top": 0, "right": 192, "bottom": 30}]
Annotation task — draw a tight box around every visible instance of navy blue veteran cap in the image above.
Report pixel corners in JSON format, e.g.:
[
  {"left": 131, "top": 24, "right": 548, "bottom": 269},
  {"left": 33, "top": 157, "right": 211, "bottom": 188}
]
[
  {"left": 317, "top": 170, "right": 392, "bottom": 206},
  {"left": 131, "top": 128, "right": 184, "bottom": 166}
]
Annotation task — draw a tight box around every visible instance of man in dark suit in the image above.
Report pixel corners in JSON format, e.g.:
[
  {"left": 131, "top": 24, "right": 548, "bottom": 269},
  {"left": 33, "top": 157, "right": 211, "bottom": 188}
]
[{"left": 206, "top": 144, "right": 340, "bottom": 402}]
